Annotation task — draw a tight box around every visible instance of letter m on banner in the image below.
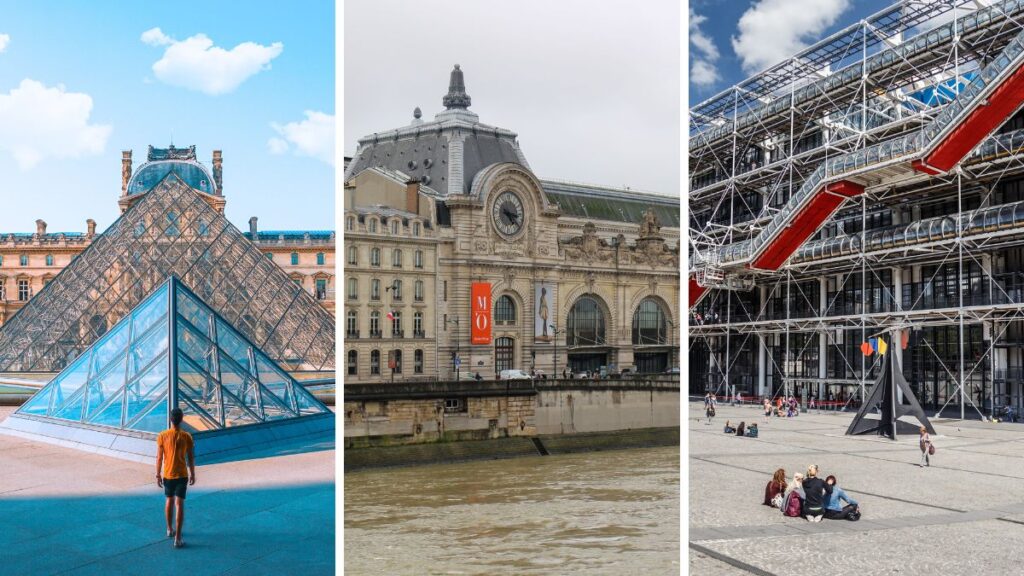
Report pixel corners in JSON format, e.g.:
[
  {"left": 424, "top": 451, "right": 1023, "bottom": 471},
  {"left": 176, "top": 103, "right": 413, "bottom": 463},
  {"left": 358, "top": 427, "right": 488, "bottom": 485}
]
[{"left": 471, "top": 282, "right": 492, "bottom": 345}]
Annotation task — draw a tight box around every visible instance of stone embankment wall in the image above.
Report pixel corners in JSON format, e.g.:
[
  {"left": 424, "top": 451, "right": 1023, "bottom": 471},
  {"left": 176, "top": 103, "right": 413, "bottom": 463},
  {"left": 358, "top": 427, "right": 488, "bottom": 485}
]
[{"left": 344, "top": 378, "right": 679, "bottom": 469}]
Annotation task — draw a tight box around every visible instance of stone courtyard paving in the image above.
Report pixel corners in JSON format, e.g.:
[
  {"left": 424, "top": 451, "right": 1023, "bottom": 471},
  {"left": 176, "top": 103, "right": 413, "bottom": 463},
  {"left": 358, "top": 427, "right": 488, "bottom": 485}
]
[
  {"left": 689, "top": 401, "right": 1024, "bottom": 575},
  {"left": 0, "top": 406, "right": 334, "bottom": 576}
]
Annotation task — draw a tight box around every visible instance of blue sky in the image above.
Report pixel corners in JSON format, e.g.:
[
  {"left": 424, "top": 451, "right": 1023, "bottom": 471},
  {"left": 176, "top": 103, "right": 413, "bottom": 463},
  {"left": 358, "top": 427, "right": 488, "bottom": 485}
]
[
  {"left": 690, "top": 0, "right": 892, "bottom": 105},
  {"left": 0, "top": 0, "right": 334, "bottom": 233}
]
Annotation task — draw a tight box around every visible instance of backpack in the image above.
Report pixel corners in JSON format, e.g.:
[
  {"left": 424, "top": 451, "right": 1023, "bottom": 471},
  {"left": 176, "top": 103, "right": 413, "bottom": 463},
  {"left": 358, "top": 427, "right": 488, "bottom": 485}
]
[
  {"left": 783, "top": 492, "right": 803, "bottom": 517},
  {"left": 928, "top": 443, "right": 935, "bottom": 456}
]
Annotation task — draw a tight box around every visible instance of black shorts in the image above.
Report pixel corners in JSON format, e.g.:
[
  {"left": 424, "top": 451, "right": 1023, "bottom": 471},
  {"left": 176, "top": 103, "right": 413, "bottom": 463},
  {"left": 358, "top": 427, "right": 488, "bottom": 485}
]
[{"left": 163, "top": 477, "right": 188, "bottom": 499}]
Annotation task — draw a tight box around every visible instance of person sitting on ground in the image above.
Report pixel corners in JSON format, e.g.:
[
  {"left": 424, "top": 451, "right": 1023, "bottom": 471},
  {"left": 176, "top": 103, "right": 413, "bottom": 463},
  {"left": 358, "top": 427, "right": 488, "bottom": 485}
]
[
  {"left": 801, "top": 464, "right": 832, "bottom": 523},
  {"left": 723, "top": 420, "right": 736, "bottom": 434},
  {"left": 781, "top": 473, "right": 805, "bottom": 518},
  {"left": 763, "top": 468, "right": 787, "bottom": 508},
  {"left": 824, "top": 475, "right": 860, "bottom": 521},
  {"left": 735, "top": 421, "right": 746, "bottom": 437},
  {"left": 746, "top": 423, "right": 758, "bottom": 438}
]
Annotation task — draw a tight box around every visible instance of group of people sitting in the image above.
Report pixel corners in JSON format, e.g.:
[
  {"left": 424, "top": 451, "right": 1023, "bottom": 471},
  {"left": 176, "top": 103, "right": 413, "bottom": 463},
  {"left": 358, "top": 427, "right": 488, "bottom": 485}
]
[
  {"left": 723, "top": 420, "right": 758, "bottom": 438},
  {"left": 762, "top": 465, "right": 860, "bottom": 522}
]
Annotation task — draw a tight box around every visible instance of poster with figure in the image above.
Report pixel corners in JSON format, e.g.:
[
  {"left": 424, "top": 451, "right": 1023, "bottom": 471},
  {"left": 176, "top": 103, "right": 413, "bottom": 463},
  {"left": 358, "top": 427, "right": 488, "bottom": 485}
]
[{"left": 534, "top": 282, "right": 556, "bottom": 341}]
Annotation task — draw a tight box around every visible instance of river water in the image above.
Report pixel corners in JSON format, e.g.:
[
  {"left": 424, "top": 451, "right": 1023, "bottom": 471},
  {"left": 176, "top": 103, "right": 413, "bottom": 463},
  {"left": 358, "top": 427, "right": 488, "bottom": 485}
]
[{"left": 344, "top": 446, "right": 680, "bottom": 575}]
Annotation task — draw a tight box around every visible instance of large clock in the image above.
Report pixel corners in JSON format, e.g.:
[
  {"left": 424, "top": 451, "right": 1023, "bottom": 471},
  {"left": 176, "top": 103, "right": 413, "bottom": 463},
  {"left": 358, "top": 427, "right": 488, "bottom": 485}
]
[{"left": 492, "top": 190, "right": 526, "bottom": 238}]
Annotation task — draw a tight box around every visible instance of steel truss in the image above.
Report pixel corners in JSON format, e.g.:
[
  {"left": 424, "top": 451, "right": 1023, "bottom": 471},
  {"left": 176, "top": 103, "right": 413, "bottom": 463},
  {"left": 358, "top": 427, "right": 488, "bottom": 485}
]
[{"left": 690, "top": 0, "right": 1024, "bottom": 420}]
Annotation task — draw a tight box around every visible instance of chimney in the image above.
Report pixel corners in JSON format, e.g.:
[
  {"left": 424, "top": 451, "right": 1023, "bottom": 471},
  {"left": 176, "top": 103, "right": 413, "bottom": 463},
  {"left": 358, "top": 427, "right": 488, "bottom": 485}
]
[
  {"left": 86, "top": 219, "right": 96, "bottom": 238},
  {"left": 405, "top": 179, "right": 420, "bottom": 214},
  {"left": 212, "top": 150, "right": 223, "bottom": 195},
  {"left": 121, "top": 150, "right": 132, "bottom": 196},
  {"left": 249, "top": 216, "right": 258, "bottom": 239},
  {"left": 35, "top": 219, "right": 47, "bottom": 237}
]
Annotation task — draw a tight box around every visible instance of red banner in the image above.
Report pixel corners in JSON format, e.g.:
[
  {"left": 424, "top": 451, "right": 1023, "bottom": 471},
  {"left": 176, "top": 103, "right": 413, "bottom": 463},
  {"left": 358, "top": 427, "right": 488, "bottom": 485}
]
[{"left": 471, "top": 283, "right": 491, "bottom": 345}]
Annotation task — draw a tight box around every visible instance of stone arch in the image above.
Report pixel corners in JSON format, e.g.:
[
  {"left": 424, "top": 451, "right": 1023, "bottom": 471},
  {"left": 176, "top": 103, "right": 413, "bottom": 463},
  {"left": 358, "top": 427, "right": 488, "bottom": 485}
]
[
  {"left": 560, "top": 282, "right": 617, "bottom": 343},
  {"left": 563, "top": 290, "right": 614, "bottom": 346},
  {"left": 628, "top": 290, "right": 678, "bottom": 329}
]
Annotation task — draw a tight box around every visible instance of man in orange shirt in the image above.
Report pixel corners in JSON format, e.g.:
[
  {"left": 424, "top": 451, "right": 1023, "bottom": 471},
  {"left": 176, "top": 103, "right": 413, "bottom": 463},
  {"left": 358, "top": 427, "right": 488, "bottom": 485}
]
[{"left": 156, "top": 407, "right": 195, "bottom": 549}]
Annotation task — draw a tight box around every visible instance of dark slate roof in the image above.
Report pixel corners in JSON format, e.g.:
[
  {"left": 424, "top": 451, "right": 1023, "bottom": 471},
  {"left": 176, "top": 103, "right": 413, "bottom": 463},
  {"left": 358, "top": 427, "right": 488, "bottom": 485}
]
[
  {"left": 345, "top": 131, "right": 522, "bottom": 196},
  {"left": 127, "top": 160, "right": 216, "bottom": 196},
  {"left": 541, "top": 180, "right": 681, "bottom": 228}
]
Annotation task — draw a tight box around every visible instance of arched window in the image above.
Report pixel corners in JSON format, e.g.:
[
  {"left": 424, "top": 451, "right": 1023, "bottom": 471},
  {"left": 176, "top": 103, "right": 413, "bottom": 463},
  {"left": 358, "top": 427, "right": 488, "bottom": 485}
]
[
  {"left": 346, "top": 310, "right": 358, "bottom": 337},
  {"left": 391, "top": 311, "right": 402, "bottom": 336},
  {"left": 495, "top": 295, "right": 516, "bottom": 325},
  {"left": 391, "top": 280, "right": 402, "bottom": 301},
  {"left": 347, "top": 350, "right": 358, "bottom": 376},
  {"left": 414, "top": 250, "right": 423, "bottom": 268},
  {"left": 413, "top": 312, "right": 423, "bottom": 337},
  {"left": 370, "top": 311, "right": 381, "bottom": 337},
  {"left": 392, "top": 249, "right": 402, "bottom": 268},
  {"left": 567, "top": 296, "right": 606, "bottom": 346},
  {"left": 414, "top": 280, "right": 424, "bottom": 302},
  {"left": 632, "top": 299, "right": 667, "bottom": 345},
  {"left": 371, "top": 279, "right": 381, "bottom": 300},
  {"left": 368, "top": 219, "right": 378, "bottom": 233},
  {"left": 347, "top": 278, "right": 358, "bottom": 300},
  {"left": 348, "top": 246, "right": 358, "bottom": 265},
  {"left": 413, "top": 222, "right": 421, "bottom": 236},
  {"left": 370, "top": 248, "right": 381, "bottom": 267},
  {"left": 391, "top": 220, "right": 400, "bottom": 235},
  {"left": 391, "top": 349, "right": 403, "bottom": 373},
  {"left": 370, "top": 350, "right": 380, "bottom": 375},
  {"left": 495, "top": 337, "right": 514, "bottom": 372},
  {"left": 414, "top": 349, "right": 424, "bottom": 373}
]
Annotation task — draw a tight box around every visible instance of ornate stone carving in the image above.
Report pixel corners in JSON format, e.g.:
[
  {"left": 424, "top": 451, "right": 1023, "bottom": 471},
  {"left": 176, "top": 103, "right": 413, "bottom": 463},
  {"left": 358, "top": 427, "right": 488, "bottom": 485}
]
[
  {"left": 503, "top": 267, "right": 515, "bottom": 287},
  {"left": 630, "top": 209, "right": 678, "bottom": 268},
  {"left": 563, "top": 222, "right": 613, "bottom": 263},
  {"left": 585, "top": 271, "right": 596, "bottom": 293},
  {"left": 648, "top": 277, "right": 658, "bottom": 294}
]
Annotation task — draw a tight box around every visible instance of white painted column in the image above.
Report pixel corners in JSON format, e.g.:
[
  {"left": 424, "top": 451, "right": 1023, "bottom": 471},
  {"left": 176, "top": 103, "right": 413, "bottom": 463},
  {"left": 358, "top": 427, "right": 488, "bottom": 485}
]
[
  {"left": 893, "top": 267, "right": 904, "bottom": 404},
  {"left": 818, "top": 277, "right": 827, "bottom": 401}
]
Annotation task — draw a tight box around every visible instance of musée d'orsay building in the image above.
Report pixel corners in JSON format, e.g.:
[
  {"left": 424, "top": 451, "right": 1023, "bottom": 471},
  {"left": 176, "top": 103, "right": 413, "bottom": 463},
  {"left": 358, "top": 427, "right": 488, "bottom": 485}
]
[
  {"left": 0, "top": 145, "right": 335, "bottom": 377},
  {"left": 343, "top": 65, "right": 681, "bottom": 383}
]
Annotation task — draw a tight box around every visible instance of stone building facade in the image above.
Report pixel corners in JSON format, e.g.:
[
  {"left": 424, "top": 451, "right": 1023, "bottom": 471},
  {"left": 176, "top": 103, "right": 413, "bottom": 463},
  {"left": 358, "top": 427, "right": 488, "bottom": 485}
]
[
  {"left": 343, "top": 66, "right": 681, "bottom": 384},
  {"left": 0, "top": 145, "right": 335, "bottom": 326}
]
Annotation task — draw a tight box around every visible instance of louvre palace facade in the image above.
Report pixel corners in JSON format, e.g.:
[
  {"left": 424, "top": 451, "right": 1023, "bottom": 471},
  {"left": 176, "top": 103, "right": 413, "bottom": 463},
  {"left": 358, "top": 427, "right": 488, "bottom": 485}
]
[
  {"left": 343, "top": 65, "right": 681, "bottom": 384},
  {"left": 0, "top": 144, "right": 335, "bottom": 375}
]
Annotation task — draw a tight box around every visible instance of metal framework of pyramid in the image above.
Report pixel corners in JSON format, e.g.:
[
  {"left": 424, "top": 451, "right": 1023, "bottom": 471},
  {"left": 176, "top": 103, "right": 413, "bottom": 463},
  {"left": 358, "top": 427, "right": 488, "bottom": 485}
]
[
  {"left": 0, "top": 174, "right": 334, "bottom": 373},
  {"left": 0, "top": 277, "right": 333, "bottom": 462}
]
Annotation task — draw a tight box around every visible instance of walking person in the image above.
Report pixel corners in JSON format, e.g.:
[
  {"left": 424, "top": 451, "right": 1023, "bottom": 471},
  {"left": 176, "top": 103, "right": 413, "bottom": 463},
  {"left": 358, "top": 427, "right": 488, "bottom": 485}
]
[
  {"left": 801, "top": 464, "right": 831, "bottom": 522},
  {"left": 706, "top": 394, "right": 716, "bottom": 425},
  {"left": 919, "top": 426, "right": 933, "bottom": 467},
  {"left": 156, "top": 408, "right": 196, "bottom": 549},
  {"left": 763, "top": 398, "right": 771, "bottom": 423}
]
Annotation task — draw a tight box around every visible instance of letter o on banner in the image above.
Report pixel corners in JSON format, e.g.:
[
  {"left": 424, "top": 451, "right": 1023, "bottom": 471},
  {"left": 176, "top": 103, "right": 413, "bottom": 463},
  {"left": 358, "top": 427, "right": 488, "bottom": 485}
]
[{"left": 471, "top": 282, "right": 492, "bottom": 345}]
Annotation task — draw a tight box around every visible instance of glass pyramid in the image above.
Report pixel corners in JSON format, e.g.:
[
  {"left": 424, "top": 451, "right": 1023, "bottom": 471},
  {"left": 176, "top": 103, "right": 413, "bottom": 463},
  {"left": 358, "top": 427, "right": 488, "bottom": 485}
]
[
  {"left": 15, "top": 277, "right": 330, "bottom": 435},
  {"left": 0, "top": 173, "right": 334, "bottom": 373}
]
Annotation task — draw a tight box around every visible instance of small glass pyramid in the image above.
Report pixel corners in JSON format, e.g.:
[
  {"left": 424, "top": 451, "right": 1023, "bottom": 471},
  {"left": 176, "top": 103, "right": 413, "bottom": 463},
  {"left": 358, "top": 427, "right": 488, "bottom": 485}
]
[{"left": 16, "top": 276, "right": 329, "bottom": 435}]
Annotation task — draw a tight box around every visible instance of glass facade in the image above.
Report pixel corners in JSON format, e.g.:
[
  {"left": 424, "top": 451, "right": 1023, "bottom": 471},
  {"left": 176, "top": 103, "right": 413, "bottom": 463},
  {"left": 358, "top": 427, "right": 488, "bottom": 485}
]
[
  {"left": 0, "top": 179, "right": 334, "bottom": 372},
  {"left": 16, "top": 277, "right": 329, "bottom": 434}
]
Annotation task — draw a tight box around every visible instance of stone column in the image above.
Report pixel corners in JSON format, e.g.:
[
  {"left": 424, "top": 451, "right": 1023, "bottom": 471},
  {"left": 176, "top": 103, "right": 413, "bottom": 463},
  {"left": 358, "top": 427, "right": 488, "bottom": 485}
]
[
  {"left": 212, "top": 150, "right": 223, "bottom": 195},
  {"left": 121, "top": 150, "right": 132, "bottom": 195}
]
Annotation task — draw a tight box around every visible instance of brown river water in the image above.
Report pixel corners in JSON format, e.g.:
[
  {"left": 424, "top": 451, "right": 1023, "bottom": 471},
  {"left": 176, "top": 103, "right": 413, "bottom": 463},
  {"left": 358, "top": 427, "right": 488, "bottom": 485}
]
[{"left": 343, "top": 446, "right": 680, "bottom": 575}]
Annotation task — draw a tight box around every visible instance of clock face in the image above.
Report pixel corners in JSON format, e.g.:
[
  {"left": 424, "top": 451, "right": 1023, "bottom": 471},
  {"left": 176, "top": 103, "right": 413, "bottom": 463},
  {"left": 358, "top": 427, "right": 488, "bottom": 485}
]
[{"left": 492, "top": 190, "right": 526, "bottom": 238}]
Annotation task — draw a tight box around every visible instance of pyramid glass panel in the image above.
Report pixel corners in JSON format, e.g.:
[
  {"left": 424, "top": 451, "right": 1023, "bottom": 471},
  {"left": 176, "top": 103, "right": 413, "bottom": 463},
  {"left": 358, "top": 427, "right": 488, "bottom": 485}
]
[
  {"left": 0, "top": 176, "right": 334, "bottom": 372},
  {"left": 6, "top": 275, "right": 331, "bottom": 461}
]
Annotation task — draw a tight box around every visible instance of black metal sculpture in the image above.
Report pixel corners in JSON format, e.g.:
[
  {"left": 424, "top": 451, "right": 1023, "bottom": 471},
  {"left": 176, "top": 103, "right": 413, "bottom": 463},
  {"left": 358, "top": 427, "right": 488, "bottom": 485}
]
[{"left": 846, "top": 346, "right": 935, "bottom": 439}]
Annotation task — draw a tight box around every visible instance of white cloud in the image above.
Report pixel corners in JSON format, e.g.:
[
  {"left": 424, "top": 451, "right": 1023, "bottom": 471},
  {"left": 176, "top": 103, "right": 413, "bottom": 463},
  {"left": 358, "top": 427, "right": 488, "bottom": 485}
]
[
  {"left": 141, "top": 27, "right": 283, "bottom": 95},
  {"left": 690, "top": 10, "right": 720, "bottom": 88},
  {"left": 732, "top": 0, "right": 850, "bottom": 74},
  {"left": 0, "top": 34, "right": 10, "bottom": 53},
  {"left": 0, "top": 79, "right": 111, "bottom": 170},
  {"left": 268, "top": 111, "right": 334, "bottom": 165}
]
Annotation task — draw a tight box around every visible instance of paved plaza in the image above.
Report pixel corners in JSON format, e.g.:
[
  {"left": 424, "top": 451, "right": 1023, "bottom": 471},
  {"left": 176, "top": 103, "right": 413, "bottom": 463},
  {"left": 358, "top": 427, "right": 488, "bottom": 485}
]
[
  {"left": 0, "top": 406, "right": 334, "bottom": 576},
  {"left": 689, "top": 401, "right": 1024, "bottom": 575}
]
